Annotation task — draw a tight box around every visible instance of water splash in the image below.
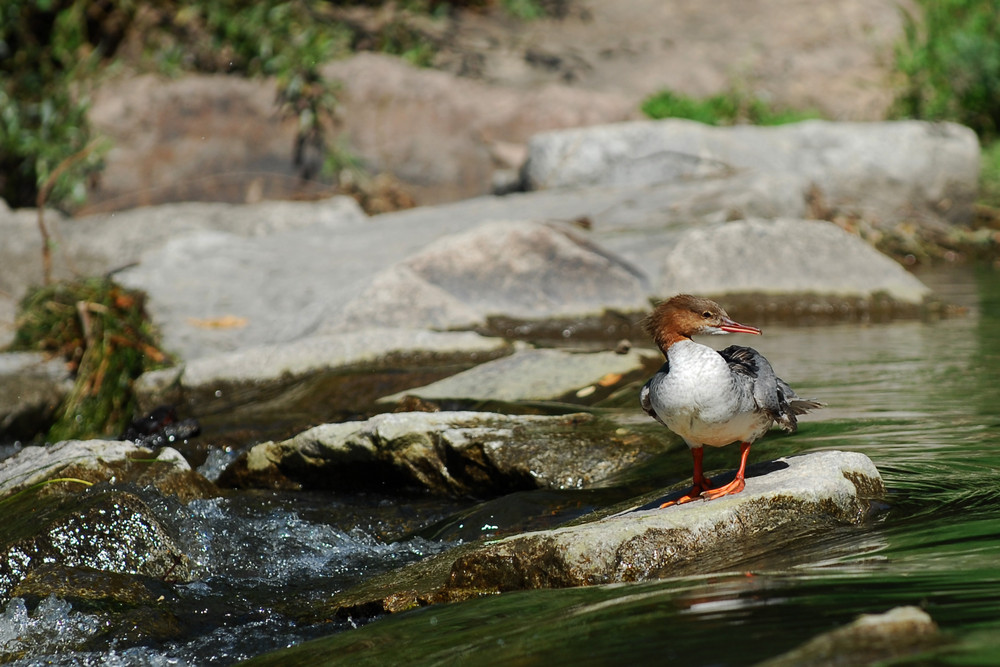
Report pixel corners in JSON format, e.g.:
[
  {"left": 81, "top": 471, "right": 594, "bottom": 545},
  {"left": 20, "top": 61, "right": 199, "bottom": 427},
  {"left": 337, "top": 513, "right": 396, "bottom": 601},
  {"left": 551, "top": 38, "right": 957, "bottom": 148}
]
[
  {"left": 173, "top": 496, "right": 447, "bottom": 589},
  {"left": 0, "top": 595, "right": 103, "bottom": 658}
]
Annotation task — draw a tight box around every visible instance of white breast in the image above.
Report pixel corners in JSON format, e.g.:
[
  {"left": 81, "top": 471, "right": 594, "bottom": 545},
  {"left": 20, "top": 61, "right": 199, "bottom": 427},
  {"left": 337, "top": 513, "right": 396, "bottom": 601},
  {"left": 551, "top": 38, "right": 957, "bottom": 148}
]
[{"left": 647, "top": 339, "right": 771, "bottom": 447}]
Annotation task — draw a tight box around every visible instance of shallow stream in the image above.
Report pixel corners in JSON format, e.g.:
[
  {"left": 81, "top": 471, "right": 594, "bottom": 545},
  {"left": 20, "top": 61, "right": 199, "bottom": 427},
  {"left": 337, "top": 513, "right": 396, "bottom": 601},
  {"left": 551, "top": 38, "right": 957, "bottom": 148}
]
[{"left": 3, "top": 265, "right": 1000, "bottom": 665}]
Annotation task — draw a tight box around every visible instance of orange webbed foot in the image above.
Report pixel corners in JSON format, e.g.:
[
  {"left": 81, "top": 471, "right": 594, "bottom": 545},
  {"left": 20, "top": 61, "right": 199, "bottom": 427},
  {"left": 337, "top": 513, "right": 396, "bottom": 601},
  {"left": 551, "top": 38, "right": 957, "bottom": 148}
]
[
  {"left": 659, "top": 476, "right": 713, "bottom": 508},
  {"left": 700, "top": 476, "right": 745, "bottom": 501}
]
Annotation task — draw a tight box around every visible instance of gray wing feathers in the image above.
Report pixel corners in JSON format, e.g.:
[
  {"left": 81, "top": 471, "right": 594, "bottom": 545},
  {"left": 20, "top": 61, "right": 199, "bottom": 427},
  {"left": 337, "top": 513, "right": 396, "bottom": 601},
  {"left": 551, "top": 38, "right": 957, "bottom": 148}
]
[{"left": 719, "top": 345, "right": 823, "bottom": 433}]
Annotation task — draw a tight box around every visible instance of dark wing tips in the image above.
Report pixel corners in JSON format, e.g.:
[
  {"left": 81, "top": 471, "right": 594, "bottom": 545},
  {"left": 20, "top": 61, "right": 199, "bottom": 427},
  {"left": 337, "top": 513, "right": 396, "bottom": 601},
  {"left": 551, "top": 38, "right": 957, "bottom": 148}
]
[
  {"left": 777, "top": 378, "right": 824, "bottom": 415},
  {"left": 789, "top": 398, "right": 825, "bottom": 414},
  {"left": 774, "top": 378, "right": 824, "bottom": 432}
]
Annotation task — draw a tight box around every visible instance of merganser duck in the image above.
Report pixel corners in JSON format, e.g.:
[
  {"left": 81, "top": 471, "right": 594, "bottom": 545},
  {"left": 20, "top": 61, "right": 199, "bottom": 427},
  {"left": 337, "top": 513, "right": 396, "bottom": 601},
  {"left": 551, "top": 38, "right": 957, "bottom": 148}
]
[{"left": 640, "top": 295, "right": 821, "bottom": 507}]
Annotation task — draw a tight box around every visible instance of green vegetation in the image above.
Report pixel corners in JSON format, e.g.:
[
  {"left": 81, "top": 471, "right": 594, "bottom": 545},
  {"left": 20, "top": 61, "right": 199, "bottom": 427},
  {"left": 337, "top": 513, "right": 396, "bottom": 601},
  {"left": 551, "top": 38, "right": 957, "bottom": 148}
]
[
  {"left": 0, "top": 0, "right": 552, "bottom": 213},
  {"left": 893, "top": 0, "right": 1000, "bottom": 140},
  {"left": 8, "top": 278, "right": 170, "bottom": 442},
  {"left": 640, "top": 88, "right": 820, "bottom": 126},
  {"left": 0, "top": 0, "right": 112, "bottom": 210},
  {"left": 981, "top": 141, "right": 1000, "bottom": 210},
  {"left": 891, "top": 0, "right": 1000, "bottom": 217},
  {"left": 502, "top": 0, "right": 547, "bottom": 20}
]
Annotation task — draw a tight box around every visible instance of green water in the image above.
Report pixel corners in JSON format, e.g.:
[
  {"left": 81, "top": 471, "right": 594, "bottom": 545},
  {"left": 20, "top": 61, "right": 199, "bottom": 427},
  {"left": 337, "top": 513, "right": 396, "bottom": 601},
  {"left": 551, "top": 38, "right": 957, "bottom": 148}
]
[{"left": 244, "top": 265, "right": 1000, "bottom": 666}]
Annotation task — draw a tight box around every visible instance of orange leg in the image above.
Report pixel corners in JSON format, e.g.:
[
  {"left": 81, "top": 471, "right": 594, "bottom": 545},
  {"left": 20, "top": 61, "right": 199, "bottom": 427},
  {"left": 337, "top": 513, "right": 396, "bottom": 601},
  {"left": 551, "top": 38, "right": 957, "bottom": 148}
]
[
  {"left": 701, "top": 442, "right": 752, "bottom": 501},
  {"left": 660, "top": 447, "right": 712, "bottom": 508}
]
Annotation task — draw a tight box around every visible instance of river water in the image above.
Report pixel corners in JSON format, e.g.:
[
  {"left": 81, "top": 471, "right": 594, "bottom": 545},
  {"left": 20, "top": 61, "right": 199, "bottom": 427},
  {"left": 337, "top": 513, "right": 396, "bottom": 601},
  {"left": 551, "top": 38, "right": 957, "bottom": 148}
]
[{"left": 4, "top": 265, "right": 1000, "bottom": 665}]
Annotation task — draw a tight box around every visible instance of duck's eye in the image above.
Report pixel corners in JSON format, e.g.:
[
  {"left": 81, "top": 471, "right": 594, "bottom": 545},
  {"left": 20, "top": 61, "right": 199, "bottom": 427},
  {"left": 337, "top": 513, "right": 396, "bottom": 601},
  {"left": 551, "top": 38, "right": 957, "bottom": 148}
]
[{"left": 702, "top": 311, "right": 712, "bottom": 319}]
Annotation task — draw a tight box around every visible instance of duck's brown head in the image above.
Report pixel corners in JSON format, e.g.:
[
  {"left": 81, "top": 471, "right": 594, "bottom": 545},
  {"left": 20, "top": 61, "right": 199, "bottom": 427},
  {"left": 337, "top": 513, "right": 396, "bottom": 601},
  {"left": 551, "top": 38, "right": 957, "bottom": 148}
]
[{"left": 643, "top": 294, "right": 761, "bottom": 353}]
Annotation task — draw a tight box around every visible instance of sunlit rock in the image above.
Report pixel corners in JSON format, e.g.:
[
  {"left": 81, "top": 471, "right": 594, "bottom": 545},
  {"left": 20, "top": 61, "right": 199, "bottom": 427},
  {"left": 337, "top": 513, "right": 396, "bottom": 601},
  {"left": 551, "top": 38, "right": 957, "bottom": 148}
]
[
  {"left": 329, "top": 450, "right": 884, "bottom": 616},
  {"left": 134, "top": 329, "right": 513, "bottom": 419},
  {"left": 656, "top": 218, "right": 933, "bottom": 312},
  {"left": 333, "top": 220, "right": 650, "bottom": 334},
  {"left": 0, "top": 438, "right": 216, "bottom": 503},
  {"left": 446, "top": 451, "right": 883, "bottom": 589},
  {"left": 523, "top": 119, "right": 979, "bottom": 228},
  {"left": 378, "top": 347, "right": 658, "bottom": 405},
  {"left": 220, "top": 411, "right": 670, "bottom": 497}
]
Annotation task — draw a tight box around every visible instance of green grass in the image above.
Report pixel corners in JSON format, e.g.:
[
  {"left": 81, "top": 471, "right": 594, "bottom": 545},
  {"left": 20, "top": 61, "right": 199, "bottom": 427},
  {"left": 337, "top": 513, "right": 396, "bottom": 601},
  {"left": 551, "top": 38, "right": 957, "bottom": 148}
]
[
  {"left": 641, "top": 88, "right": 820, "bottom": 126},
  {"left": 980, "top": 140, "right": 1000, "bottom": 210}
]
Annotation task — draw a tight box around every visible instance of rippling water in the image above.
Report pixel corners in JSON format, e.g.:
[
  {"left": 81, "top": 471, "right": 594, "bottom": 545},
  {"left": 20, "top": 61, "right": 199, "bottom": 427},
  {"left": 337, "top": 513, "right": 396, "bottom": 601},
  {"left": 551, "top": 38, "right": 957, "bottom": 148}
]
[
  {"left": 239, "top": 266, "right": 1000, "bottom": 666},
  {"left": 5, "top": 266, "right": 1000, "bottom": 665}
]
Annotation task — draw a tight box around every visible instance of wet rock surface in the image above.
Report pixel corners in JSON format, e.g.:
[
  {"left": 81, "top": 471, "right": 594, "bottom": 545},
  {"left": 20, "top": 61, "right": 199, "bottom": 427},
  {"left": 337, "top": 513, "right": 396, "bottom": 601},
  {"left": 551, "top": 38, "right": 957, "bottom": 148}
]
[
  {"left": 9, "top": 565, "right": 186, "bottom": 650},
  {"left": 0, "top": 487, "right": 199, "bottom": 602},
  {"left": 223, "top": 411, "right": 669, "bottom": 497},
  {"left": 327, "top": 451, "right": 883, "bottom": 618},
  {"left": 0, "top": 438, "right": 217, "bottom": 502},
  {"left": 758, "top": 606, "right": 940, "bottom": 667}
]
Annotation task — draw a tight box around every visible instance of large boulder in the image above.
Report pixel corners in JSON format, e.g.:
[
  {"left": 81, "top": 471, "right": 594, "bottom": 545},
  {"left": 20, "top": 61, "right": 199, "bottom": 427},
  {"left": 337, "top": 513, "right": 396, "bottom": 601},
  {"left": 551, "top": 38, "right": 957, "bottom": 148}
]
[
  {"left": 85, "top": 54, "right": 635, "bottom": 211},
  {"left": 522, "top": 119, "right": 980, "bottom": 228},
  {"left": 653, "top": 218, "right": 933, "bottom": 317},
  {"left": 445, "top": 450, "right": 883, "bottom": 589},
  {"left": 333, "top": 220, "right": 650, "bottom": 333}
]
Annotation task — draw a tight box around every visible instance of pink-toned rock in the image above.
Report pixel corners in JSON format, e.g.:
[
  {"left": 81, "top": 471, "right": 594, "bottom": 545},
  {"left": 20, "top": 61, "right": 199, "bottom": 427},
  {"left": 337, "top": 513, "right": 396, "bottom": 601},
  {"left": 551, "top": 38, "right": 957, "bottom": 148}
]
[
  {"left": 86, "top": 73, "right": 309, "bottom": 213},
  {"left": 85, "top": 54, "right": 636, "bottom": 213},
  {"left": 320, "top": 53, "right": 637, "bottom": 203}
]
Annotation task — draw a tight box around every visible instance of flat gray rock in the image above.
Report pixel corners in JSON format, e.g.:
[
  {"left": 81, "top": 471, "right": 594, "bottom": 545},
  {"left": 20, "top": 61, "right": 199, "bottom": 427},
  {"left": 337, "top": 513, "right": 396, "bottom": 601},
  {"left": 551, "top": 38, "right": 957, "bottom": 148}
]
[
  {"left": 223, "top": 411, "right": 669, "bottom": 496},
  {"left": 134, "top": 329, "right": 513, "bottom": 417},
  {"left": 0, "top": 196, "right": 366, "bottom": 351},
  {"left": 330, "top": 450, "right": 884, "bottom": 616},
  {"left": 523, "top": 119, "right": 979, "bottom": 227},
  {"left": 447, "top": 450, "right": 883, "bottom": 589},
  {"left": 658, "top": 218, "right": 931, "bottom": 304},
  {"left": 379, "top": 347, "right": 657, "bottom": 405},
  {"left": 2, "top": 119, "right": 945, "bottom": 365}
]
